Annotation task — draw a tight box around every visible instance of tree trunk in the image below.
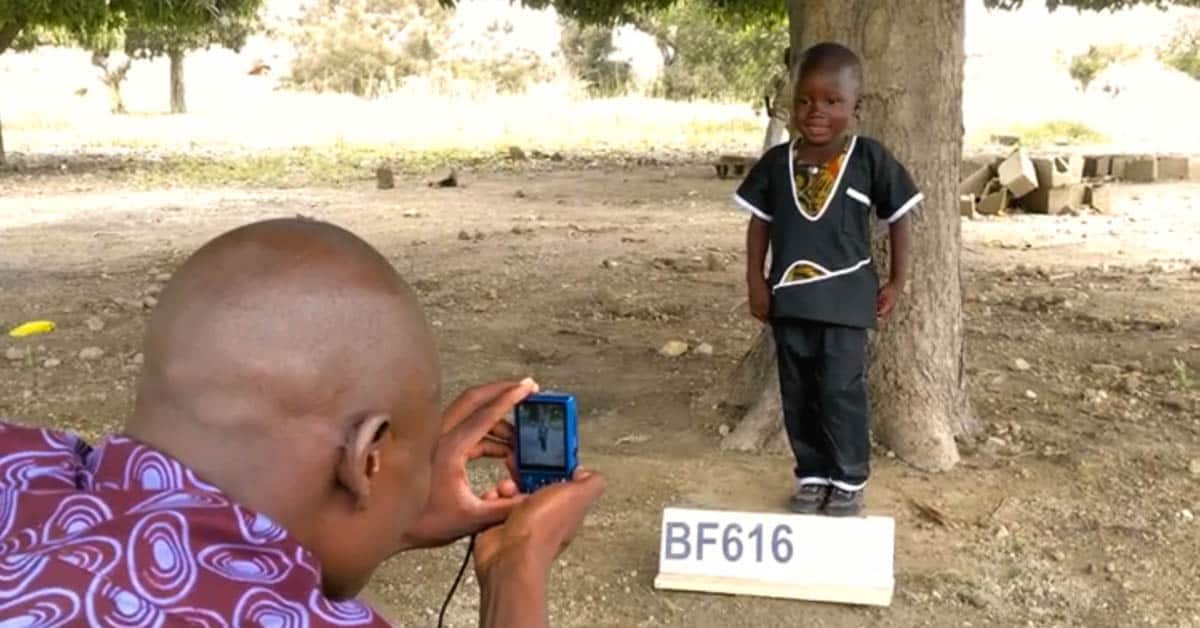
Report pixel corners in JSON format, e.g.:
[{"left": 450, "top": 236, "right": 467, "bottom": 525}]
[
  {"left": 721, "top": 0, "right": 975, "bottom": 472},
  {"left": 0, "top": 20, "right": 21, "bottom": 166},
  {"left": 0, "top": 20, "right": 22, "bottom": 54},
  {"left": 92, "top": 52, "right": 133, "bottom": 115},
  {"left": 720, "top": 328, "right": 789, "bottom": 453},
  {"left": 169, "top": 48, "right": 187, "bottom": 114}
]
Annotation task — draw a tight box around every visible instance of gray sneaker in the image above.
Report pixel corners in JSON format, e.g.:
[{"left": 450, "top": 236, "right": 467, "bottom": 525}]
[
  {"left": 822, "top": 487, "right": 864, "bottom": 517},
  {"left": 789, "top": 483, "right": 829, "bottom": 514}
]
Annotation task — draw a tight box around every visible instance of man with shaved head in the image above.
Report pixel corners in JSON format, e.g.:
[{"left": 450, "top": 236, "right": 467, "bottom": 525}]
[{"left": 0, "top": 218, "right": 605, "bottom": 626}]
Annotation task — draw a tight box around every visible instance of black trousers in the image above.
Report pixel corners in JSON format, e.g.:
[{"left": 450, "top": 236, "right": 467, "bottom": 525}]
[{"left": 773, "top": 320, "right": 870, "bottom": 490}]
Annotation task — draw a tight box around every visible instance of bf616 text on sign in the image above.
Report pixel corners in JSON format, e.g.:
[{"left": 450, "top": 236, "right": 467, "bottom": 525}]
[{"left": 653, "top": 507, "right": 895, "bottom": 606}]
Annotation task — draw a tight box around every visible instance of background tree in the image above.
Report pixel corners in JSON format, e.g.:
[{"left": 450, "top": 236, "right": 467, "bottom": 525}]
[
  {"left": 440, "top": 14, "right": 560, "bottom": 94},
  {"left": 1068, "top": 44, "right": 1138, "bottom": 91},
  {"left": 442, "top": 0, "right": 1200, "bottom": 473},
  {"left": 1159, "top": 14, "right": 1200, "bottom": 80},
  {"left": 632, "top": 0, "right": 786, "bottom": 101},
  {"left": 559, "top": 21, "right": 634, "bottom": 96},
  {"left": 0, "top": 1, "right": 262, "bottom": 161},
  {"left": 285, "top": 0, "right": 451, "bottom": 98},
  {"left": 123, "top": 8, "right": 261, "bottom": 114},
  {"left": 91, "top": 48, "right": 135, "bottom": 114}
]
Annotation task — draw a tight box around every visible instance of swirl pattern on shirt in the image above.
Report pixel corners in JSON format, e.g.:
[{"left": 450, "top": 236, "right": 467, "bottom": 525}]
[{"left": 0, "top": 421, "right": 391, "bottom": 627}]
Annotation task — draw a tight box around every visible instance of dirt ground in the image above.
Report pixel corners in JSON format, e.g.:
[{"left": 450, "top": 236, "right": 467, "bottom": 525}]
[{"left": 2, "top": 165, "right": 1198, "bottom": 628}]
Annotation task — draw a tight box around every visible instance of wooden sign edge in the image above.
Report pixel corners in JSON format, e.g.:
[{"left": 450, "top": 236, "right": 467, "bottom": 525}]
[{"left": 652, "top": 573, "right": 894, "bottom": 608}]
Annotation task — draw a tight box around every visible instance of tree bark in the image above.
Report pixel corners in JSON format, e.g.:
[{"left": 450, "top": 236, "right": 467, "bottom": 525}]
[
  {"left": 720, "top": 328, "right": 789, "bottom": 453},
  {"left": 169, "top": 48, "right": 187, "bottom": 114},
  {"left": 0, "top": 20, "right": 22, "bottom": 165},
  {"left": 721, "top": 0, "right": 975, "bottom": 472},
  {"left": 0, "top": 20, "right": 22, "bottom": 55}
]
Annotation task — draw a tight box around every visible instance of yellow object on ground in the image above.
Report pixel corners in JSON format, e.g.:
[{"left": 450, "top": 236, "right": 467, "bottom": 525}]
[{"left": 8, "top": 321, "right": 56, "bottom": 337}]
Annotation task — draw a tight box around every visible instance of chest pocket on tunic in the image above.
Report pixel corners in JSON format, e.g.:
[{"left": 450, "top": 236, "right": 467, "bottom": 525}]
[{"left": 843, "top": 185, "right": 872, "bottom": 241}]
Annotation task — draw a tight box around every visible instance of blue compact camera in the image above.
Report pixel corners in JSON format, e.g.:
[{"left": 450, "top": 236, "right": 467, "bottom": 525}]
[{"left": 513, "top": 392, "right": 578, "bottom": 493}]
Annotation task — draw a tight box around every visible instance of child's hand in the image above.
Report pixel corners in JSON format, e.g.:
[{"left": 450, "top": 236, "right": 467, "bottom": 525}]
[
  {"left": 877, "top": 282, "right": 900, "bottom": 319},
  {"left": 748, "top": 277, "right": 770, "bottom": 323}
]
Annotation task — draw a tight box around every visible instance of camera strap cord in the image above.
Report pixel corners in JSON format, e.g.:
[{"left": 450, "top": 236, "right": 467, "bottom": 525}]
[{"left": 437, "top": 533, "right": 477, "bottom": 628}]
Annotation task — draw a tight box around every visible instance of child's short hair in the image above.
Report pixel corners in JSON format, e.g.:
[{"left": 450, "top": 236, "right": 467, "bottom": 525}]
[{"left": 797, "top": 42, "right": 863, "bottom": 88}]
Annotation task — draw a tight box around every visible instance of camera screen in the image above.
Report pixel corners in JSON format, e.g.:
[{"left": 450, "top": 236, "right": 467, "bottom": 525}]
[{"left": 516, "top": 402, "right": 567, "bottom": 469}]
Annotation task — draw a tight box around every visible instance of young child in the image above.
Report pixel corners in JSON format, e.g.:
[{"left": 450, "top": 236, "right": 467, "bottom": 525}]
[{"left": 734, "top": 42, "right": 921, "bottom": 517}]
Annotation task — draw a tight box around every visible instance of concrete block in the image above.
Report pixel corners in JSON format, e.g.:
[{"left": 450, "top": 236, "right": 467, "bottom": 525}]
[
  {"left": 1024, "top": 182, "right": 1086, "bottom": 215},
  {"left": 1083, "top": 155, "right": 1111, "bottom": 178},
  {"left": 1032, "top": 155, "right": 1084, "bottom": 188},
  {"left": 1085, "top": 184, "right": 1114, "bottom": 215},
  {"left": 1123, "top": 156, "right": 1157, "bottom": 183},
  {"left": 1111, "top": 155, "right": 1131, "bottom": 179},
  {"left": 998, "top": 150, "right": 1038, "bottom": 199},
  {"left": 977, "top": 184, "right": 1009, "bottom": 216},
  {"left": 1047, "top": 184, "right": 1086, "bottom": 215},
  {"left": 1189, "top": 157, "right": 1200, "bottom": 182},
  {"left": 1158, "top": 156, "right": 1188, "bottom": 181},
  {"left": 959, "top": 165, "right": 993, "bottom": 198},
  {"left": 960, "top": 194, "right": 977, "bottom": 219}
]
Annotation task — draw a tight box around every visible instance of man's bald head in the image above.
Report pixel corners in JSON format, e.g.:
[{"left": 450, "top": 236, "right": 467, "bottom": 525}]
[
  {"left": 132, "top": 218, "right": 435, "bottom": 437},
  {"left": 126, "top": 218, "right": 443, "bottom": 597}
]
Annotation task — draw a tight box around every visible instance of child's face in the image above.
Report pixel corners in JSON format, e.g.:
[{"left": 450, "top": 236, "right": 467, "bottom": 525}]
[{"left": 792, "top": 66, "right": 859, "bottom": 147}]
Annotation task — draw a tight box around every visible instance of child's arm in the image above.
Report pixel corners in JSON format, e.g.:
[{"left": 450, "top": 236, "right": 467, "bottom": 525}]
[
  {"left": 869, "top": 140, "right": 923, "bottom": 320},
  {"left": 733, "top": 150, "right": 775, "bottom": 322},
  {"left": 878, "top": 214, "right": 910, "bottom": 318},
  {"left": 746, "top": 218, "right": 771, "bottom": 322}
]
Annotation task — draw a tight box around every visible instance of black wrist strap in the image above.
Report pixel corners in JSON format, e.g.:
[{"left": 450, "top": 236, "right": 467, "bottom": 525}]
[{"left": 437, "top": 534, "right": 476, "bottom": 628}]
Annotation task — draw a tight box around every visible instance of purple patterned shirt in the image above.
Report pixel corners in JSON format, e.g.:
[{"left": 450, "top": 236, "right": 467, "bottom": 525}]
[{"left": 0, "top": 421, "right": 391, "bottom": 627}]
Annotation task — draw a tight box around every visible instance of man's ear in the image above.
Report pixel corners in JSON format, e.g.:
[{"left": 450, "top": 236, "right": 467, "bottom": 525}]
[{"left": 338, "top": 414, "right": 390, "bottom": 510}]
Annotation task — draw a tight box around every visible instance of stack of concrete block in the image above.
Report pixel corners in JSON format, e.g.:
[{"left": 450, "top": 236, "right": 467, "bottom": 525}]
[
  {"left": 961, "top": 148, "right": 1200, "bottom": 219},
  {"left": 958, "top": 155, "right": 1004, "bottom": 218},
  {"left": 959, "top": 148, "right": 1079, "bottom": 217},
  {"left": 1082, "top": 153, "right": 1200, "bottom": 183},
  {"left": 1021, "top": 154, "right": 1087, "bottom": 215}
]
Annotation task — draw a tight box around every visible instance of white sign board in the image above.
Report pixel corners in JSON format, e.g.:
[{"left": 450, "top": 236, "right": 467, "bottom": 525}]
[{"left": 653, "top": 507, "right": 895, "bottom": 607}]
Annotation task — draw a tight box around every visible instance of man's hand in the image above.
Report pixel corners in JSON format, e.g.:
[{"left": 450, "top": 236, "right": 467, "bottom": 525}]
[
  {"left": 400, "top": 379, "right": 538, "bottom": 550},
  {"left": 473, "top": 469, "right": 605, "bottom": 628},
  {"left": 877, "top": 282, "right": 900, "bottom": 320},
  {"left": 474, "top": 468, "right": 606, "bottom": 585},
  {"left": 748, "top": 276, "right": 771, "bottom": 323}
]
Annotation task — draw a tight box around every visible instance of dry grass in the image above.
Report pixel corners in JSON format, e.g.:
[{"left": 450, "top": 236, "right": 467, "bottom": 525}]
[{"left": 5, "top": 84, "right": 762, "bottom": 155}]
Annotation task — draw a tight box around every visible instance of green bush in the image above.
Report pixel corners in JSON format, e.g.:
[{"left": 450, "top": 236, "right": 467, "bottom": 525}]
[
  {"left": 1068, "top": 44, "right": 1137, "bottom": 91},
  {"left": 1159, "top": 17, "right": 1200, "bottom": 81}
]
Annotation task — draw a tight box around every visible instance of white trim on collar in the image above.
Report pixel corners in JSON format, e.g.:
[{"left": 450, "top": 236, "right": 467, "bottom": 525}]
[{"left": 788, "top": 135, "right": 858, "bottom": 222}]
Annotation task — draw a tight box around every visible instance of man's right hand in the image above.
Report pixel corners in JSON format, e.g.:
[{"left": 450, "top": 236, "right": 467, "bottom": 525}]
[
  {"left": 748, "top": 276, "right": 770, "bottom": 323},
  {"left": 473, "top": 469, "right": 606, "bottom": 628}
]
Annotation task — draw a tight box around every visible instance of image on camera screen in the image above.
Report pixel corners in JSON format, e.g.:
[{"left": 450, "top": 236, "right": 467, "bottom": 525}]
[{"left": 517, "top": 402, "right": 567, "bottom": 469}]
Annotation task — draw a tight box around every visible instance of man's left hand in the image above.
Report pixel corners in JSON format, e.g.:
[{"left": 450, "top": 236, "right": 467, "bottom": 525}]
[{"left": 401, "top": 379, "right": 538, "bottom": 550}]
